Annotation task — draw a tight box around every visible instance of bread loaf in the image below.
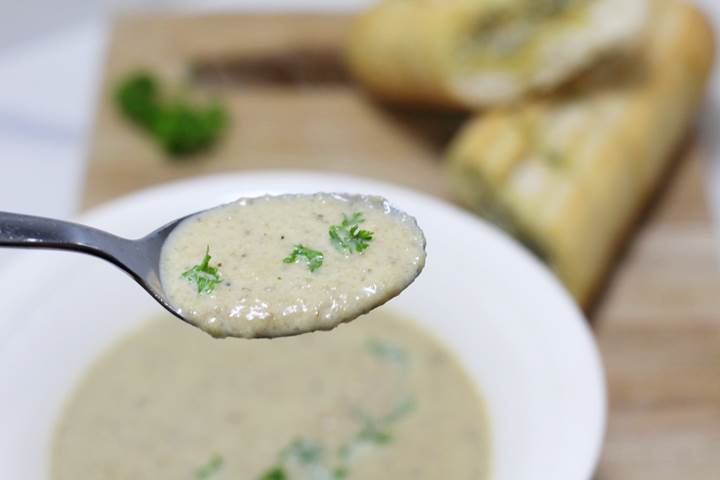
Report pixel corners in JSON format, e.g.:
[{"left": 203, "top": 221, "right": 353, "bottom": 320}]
[
  {"left": 346, "top": 0, "right": 649, "bottom": 108},
  {"left": 446, "top": 2, "right": 714, "bottom": 304}
]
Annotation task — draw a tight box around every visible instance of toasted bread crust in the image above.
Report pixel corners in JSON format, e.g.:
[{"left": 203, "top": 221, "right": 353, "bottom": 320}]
[
  {"left": 447, "top": 2, "right": 715, "bottom": 305},
  {"left": 346, "top": 0, "right": 650, "bottom": 108}
]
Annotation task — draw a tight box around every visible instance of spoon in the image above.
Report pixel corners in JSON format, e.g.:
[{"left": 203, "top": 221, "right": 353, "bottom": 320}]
[
  {"left": 0, "top": 195, "right": 426, "bottom": 339},
  {"left": 0, "top": 210, "right": 189, "bottom": 324}
]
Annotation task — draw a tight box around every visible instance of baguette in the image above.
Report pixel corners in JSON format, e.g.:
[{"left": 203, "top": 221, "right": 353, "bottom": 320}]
[
  {"left": 446, "top": 1, "right": 715, "bottom": 305},
  {"left": 346, "top": 0, "right": 649, "bottom": 108}
]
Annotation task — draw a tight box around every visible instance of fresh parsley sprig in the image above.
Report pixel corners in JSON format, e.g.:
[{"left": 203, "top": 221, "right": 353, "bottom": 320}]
[
  {"left": 283, "top": 244, "right": 324, "bottom": 272},
  {"left": 260, "top": 467, "right": 287, "bottom": 480},
  {"left": 365, "top": 338, "right": 408, "bottom": 367},
  {"left": 259, "top": 438, "right": 346, "bottom": 480},
  {"left": 329, "top": 212, "right": 374, "bottom": 254},
  {"left": 182, "top": 246, "right": 223, "bottom": 294},
  {"left": 256, "top": 338, "right": 416, "bottom": 480},
  {"left": 115, "top": 71, "right": 228, "bottom": 157},
  {"left": 194, "top": 453, "right": 224, "bottom": 479}
]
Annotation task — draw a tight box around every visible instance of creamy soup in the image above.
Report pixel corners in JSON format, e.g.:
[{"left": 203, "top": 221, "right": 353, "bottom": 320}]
[
  {"left": 52, "top": 311, "right": 489, "bottom": 479},
  {"left": 160, "top": 194, "right": 426, "bottom": 338}
]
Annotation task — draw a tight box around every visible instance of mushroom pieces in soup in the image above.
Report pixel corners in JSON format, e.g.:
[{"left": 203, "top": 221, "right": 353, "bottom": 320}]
[{"left": 159, "top": 193, "right": 426, "bottom": 338}]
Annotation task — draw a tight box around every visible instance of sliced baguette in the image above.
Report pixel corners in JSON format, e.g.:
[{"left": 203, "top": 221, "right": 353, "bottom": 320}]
[
  {"left": 446, "top": 1, "right": 715, "bottom": 304},
  {"left": 346, "top": 0, "right": 649, "bottom": 108}
]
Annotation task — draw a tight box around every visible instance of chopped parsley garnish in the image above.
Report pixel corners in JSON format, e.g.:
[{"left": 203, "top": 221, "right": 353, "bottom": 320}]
[
  {"left": 339, "top": 396, "right": 416, "bottom": 462},
  {"left": 283, "top": 244, "right": 324, "bottom": 272},
  {"left": 194, "top": 454, "right": 224, "bottom": 479},
  {"left": 366, "top": 338, "right": 408, "bottom": 366},
  {"left": 260, "top": 467, "right": 287, "bottom": 480},
  {"left": 356, "top": 420, "right": 393, "bottom": 445},
  {"left": 182, "top": 246, "right": 223, "bottom": 294},
  {"left": 257, "top": 338, "right": 416, "bottom": 479},
  {"left": 333, "top": 467, "right": 349, "bottom": 479},
  {"left": 115, "top": 71, "right": 228, "bottom": 157},
  {"left": 258, "top": 438, "right": 341, "bottom": 480},
  {"left": 381, "top": 396, "right": 417, "bottom": 424},
  {"left": 282, "top": 438, "right": 324, "bottom": 464},
  {"left": 329, "top": 212, "right": 374, "bottom": 254}
]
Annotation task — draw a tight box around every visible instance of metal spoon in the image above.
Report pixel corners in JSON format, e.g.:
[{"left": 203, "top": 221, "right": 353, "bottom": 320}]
[
  {"left": 0, "top": 195, "right": 425, "bottom": 338},
  {"left": 0, "top": 211, "right": 188, "bottom": 323}
]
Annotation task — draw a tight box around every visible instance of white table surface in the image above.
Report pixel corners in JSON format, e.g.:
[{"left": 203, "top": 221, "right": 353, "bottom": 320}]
[{"left": 1, "top": 0, "right": 719, "bottom": 238}]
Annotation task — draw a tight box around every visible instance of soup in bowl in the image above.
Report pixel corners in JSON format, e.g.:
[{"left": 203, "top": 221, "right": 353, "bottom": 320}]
[{"left": 0, "top": 172, "right": 605, "bottom": 480}]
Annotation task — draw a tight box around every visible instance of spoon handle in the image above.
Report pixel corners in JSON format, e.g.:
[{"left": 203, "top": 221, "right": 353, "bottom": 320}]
[
  {"left": 0, "top": 211, "right": 139, "bottom": 269},
  {"left": 0, "top": 211, "right": 181, "bottom": 319},
  {"left": 1, "top": 211, "right": 116, "bottom": 248}
]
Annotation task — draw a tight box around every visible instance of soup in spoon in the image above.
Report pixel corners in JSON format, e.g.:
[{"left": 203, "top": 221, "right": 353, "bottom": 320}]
[{"left": 159, "top": 193, "right": 426, "bottom": 338}]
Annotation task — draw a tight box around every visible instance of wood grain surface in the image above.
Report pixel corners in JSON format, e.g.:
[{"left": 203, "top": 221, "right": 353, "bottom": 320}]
[
  {"left": 83, "top": 14, "right": 466, "bottom": 208},
  {"left": 84, "top": 14, "right": 720, "bottom": 479}
]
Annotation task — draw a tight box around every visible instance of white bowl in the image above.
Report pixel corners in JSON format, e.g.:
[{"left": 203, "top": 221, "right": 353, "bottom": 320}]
[{"left": 0, "top": 171, "right": 606, "bottom": 479}]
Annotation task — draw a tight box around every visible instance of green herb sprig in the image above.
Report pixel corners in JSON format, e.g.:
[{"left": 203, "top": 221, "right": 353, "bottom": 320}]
[
  {"left": 283, "top": 244, "right": 324, "bottom": 272},
  {"left": 182, "top": 246, "right": 223, "bottom": 294},
  {"left": 259, "top": 438, "right": 346, "bottom": 480},
  {"left": 260, "top": 467, "right": 287, "bottom": 480},
  {"left": 257, "top": 337, "right": 416, "bottom": 479},
  {"left": 115, "top": 71, "right": 228, "bottom": 157},
  {"left": 194, "top": 454, "right": 224, "bottom": 479},
  {"left": 329, "top": 212, "right": 374, "bottom": 254},
  {"left": 365, "top": 338, "right": 409, "bottom": 367},
  {"left": 339, "top": 396, "right": 416, "bottom": 462}
]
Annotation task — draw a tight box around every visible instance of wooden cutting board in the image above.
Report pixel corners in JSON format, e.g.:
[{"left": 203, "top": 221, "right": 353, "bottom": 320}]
[{"left": 84, "top": 14, "right": 720, "bottom": 479}]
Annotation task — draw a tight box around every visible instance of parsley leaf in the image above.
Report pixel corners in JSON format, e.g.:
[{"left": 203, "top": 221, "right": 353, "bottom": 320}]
[
  {"left": 153, "top": 101, "right": 227, "bottom": 156},
  {"left": 194, "top": 454, "right": 224, "bottom": 479},
  {"left": 282, "top": 438, "right": 325, "bottom": 464},
  {"left": 365, "top": 338, "right": 408, "bottom": 366},
  {"left": 182, "top": 246, "right": 223, "bottom": 294},
  {"left": 357, "top": 420, "right": 393, "bottom": 445},
  {"left": 260, "top": 467, "right": 287, "bottom": 480},
  {"left": 329, "top": 212, "right": 374, "bottom": 254},
  {"left": 283, "top": 244, "right": 324, "bottom": 272},
  {"left": 115, "top": 72, "right": 158, "bottom": 130},
  {"left": 115, "top": 71, "right": 228, "bottom": 157},
  {"left": 333, "top": 467, "right": 349, "bottom": 479},
  {"left": 382, "top": 396, "right": 417, "bottom": 424},
  {"left": 339, "top": 395, "right": 417, "bottom": 462}
]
